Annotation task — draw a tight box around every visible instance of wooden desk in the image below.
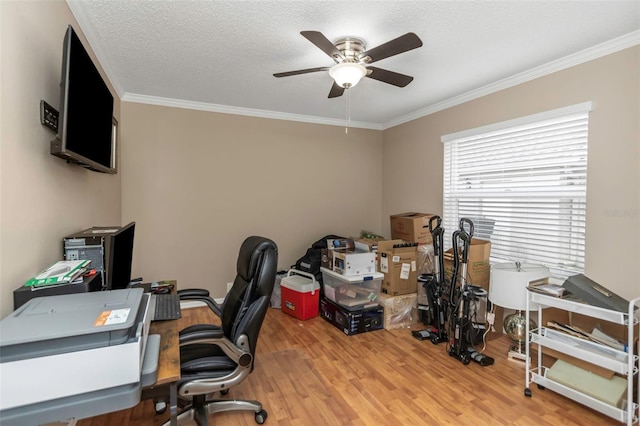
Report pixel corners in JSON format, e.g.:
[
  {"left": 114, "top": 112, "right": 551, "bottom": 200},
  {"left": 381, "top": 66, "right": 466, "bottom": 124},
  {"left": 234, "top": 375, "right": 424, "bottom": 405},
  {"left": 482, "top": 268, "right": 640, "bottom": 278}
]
[
  {"left": 146, "top": 304, "right": 217, "bottom": 426},
  {"left": 149, "top": 318, "right": 180, "bottom": 385},
  {"left": 148, "top": 280, "right": 181, "bottom": 385}
]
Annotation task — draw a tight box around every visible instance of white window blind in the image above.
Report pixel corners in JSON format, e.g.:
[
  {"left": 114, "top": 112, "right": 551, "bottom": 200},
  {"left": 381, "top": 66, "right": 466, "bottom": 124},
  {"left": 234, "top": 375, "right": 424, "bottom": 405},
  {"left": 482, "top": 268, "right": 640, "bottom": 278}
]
[{"left": 442, "top": 102, "right": 591, "bottom": 277}]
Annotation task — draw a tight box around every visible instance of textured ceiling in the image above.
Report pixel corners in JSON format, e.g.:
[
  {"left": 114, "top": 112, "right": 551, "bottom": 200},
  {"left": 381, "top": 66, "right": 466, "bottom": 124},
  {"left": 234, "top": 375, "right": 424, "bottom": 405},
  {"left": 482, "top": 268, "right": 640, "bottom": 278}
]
[{"left": 68, "top": 1, "right": 640, "bottom": 129}]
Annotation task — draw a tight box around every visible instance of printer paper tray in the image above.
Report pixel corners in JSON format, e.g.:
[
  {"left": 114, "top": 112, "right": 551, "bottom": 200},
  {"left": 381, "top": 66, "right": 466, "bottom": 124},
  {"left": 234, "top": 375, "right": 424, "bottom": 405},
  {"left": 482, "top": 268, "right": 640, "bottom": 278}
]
[
  {"left": 0, "top": 380, "right": 142, "bottom": 426},
  {"left": 0, "top": 334, "right": 160, "bottom": 425},
  {"left": 0, "top": 338, "right": 143, "bottom": 410}
]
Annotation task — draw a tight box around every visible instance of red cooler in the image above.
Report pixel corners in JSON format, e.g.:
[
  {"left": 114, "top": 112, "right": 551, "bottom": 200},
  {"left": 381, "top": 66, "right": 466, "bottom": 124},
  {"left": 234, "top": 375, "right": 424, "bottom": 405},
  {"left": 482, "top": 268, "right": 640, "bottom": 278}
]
[{"left": 280, "top": 269, "right": 320, "bottom": 320}]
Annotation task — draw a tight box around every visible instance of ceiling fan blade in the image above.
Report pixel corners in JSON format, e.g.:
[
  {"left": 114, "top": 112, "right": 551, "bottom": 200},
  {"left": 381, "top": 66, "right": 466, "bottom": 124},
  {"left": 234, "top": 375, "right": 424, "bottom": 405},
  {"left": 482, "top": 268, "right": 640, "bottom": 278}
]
[
  {"left": 301, "top": 31, "right": 345, "bottom": 62},
  {"left": 328, "top": 81, "right": 345, "bottom": 98},
  {"left": 360, "top": 32, "right": 423, "bottom": 64},
  {"left": 366, "top": 66, "right": 414, "bottom": 87},
  {"left": 273, "top": 67, "right": 330, "bottom": 78}
]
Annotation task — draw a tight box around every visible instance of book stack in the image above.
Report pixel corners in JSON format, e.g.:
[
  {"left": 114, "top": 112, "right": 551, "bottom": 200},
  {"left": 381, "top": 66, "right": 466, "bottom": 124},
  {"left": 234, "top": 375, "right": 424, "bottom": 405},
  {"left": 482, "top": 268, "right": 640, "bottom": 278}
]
[{"left": 24, "top": 260, "right": 91, "bottom": 289}]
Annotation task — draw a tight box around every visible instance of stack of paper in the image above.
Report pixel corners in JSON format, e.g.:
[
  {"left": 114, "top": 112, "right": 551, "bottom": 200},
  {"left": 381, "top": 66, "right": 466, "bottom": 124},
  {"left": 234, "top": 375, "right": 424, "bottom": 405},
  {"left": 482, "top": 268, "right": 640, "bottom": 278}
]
[{"left": 24, "top": 260, "right": 91, "bottom": 288}]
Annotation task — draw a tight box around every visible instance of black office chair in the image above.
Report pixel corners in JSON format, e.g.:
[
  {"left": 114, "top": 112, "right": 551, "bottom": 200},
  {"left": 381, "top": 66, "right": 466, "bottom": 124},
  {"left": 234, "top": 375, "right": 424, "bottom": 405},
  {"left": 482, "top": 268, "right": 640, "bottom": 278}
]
[{"left": 168, "top": 236, "right": 278, "bottom": 426}]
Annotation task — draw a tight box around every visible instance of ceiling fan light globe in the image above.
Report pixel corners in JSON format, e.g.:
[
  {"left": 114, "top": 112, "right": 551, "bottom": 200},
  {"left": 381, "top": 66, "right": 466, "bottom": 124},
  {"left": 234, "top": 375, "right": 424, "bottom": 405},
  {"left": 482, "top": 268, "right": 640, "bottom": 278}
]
[{"left": 329, "top": 63, "right": 366, "bottom": 88}]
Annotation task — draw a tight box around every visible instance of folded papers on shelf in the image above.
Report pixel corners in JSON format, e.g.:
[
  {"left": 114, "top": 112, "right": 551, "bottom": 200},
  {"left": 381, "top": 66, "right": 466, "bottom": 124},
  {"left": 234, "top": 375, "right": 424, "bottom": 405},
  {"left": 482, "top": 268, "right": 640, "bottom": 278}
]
[
  {"left": 547, "top": 320, "right": 627, "bottom": 352},
  {"left": 24, "top": 260, "right": 91, "bottom": 288},
  {"left": 527, "top": 281, "right": 567, "bottom": 297}
]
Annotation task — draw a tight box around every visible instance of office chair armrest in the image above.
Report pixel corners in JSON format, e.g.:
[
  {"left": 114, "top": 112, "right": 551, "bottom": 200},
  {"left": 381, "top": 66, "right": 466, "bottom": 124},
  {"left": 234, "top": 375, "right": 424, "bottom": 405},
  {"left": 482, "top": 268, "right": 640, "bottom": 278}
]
[
  {"left": 179, "top": 324, "right": 223, "bottom": 343},
  {"left": 177, "top": 288, "right": 210, "bottom": 298},
  {"left": 180, "top": 326, "right": 253, "bottom": 367},
  {"left": 178, "top": 293, "right": 222, "bottom": 317}
]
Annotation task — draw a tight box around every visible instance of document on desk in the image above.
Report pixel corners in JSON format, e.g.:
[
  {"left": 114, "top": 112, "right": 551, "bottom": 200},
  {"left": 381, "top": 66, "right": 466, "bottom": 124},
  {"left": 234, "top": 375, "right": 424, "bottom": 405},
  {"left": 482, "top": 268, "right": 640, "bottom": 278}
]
[{"left": 24, "top": 259, "right": 90, "bottom": 287}]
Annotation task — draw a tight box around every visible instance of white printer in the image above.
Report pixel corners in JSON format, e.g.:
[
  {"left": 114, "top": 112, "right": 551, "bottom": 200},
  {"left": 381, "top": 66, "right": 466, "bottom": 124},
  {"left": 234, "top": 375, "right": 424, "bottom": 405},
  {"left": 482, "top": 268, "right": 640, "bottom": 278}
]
[{"left": 0, "top": 288, "right": 160, "bottom": 425}]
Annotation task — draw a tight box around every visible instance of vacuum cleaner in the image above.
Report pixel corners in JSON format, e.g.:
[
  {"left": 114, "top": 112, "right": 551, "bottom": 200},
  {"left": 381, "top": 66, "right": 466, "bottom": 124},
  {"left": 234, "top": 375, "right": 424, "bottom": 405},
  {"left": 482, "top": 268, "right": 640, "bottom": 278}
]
[
  {"left": 447, "top": 218, "right": 494, "bottom": 367},
  {"left": 412, "top": 215, "right": 448, "bottom": 344}
]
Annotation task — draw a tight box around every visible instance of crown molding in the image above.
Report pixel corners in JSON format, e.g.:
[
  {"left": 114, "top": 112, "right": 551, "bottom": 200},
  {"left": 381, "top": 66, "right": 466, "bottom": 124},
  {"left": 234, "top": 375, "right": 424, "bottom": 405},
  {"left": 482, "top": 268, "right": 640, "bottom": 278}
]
[
  {"left": 122, "top": 94, "right": 383, "bottom": 130},
  {"left": 383, "top": 30, "right": 640, "bottom": 130}
]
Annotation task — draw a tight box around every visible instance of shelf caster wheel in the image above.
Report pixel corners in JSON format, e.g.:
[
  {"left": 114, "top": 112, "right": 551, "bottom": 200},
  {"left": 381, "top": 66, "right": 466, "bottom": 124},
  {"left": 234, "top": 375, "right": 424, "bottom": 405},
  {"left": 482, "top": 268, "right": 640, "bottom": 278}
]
[
  {"left": 524, "top": 388, "right": 532, "bottom": 397},
  {"left": 431, "top": 335, "right": 439, "bottom": 345},
  {"left": 255, "top": 409, "right": 268, "bottom": 424},
  {"left": 537, "top": 384, "right": 545, "bottom": 390}
]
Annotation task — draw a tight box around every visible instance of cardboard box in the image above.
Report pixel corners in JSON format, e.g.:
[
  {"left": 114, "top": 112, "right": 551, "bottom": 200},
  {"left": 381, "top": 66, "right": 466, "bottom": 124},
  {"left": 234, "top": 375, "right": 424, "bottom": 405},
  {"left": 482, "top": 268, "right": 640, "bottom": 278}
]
[
  {"left": 321, "top": 238, "right": 356, "bottom": 271},
  {"left": 320, "top": 248, "right": 333, "bottom": 270},
  {"left": 320, "top": 297, "right": 384, "bottom": 336},
  {"left": 444, "top": 238, "right": 491, "bottom": 291},
  {"left": 378, "top": 292, "right": 418, "bottom": 330},
  {"left": 327, "top": 238, "right": 355, "bottom": 250},
  {"left": 378, "top": 240, "right": 418, "bottom": 296},
  {"left": 320, "top": 267, "right": 383, "bottom": 311},
  {"left": 352, "top": 237, "right": 384, "bottom": 252},
  {"left": 390, "top": 212, "right": 437, "bottom": 245},
  {"left": 352, "top": 237, "right": 385, "bottom": 270},
  {"left": 332, "top": 250, "right": 376, "bottom": 276}
]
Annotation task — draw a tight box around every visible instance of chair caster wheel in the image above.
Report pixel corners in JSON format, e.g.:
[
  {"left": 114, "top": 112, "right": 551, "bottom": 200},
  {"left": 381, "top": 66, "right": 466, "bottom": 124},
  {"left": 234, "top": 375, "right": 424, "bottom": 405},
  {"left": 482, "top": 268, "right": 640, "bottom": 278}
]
[
  {"left": 154, "top": 401, "right": 167, "bottom": 414},
  {"left": 221, "top": 389, "right": 229, "bottom": 396},
  {"left": 524, "top": 388, "right": 532, "bottom": 397},
  {"left": 255, "top": 409, "right": 268, "bottom": 424}
]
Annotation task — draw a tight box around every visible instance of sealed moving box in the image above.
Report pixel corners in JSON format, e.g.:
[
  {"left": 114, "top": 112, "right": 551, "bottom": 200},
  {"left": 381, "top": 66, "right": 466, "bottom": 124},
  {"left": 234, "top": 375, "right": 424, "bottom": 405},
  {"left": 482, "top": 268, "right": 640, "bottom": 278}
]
[
  {"left": 390, "top": 212, "right": 438, "bottom": 245},
  {"left": 378, "top": 240, "right": 418, "bottom": 296},
  {"left": 444, "top": 238, "right": 491, "bottom": 291}
]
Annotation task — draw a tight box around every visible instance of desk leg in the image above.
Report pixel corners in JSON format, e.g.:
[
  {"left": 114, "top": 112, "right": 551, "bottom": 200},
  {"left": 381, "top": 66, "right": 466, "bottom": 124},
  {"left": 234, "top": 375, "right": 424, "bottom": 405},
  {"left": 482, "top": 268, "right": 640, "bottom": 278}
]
[{"left": 170, "top": 382, "right": 177, "bottom": 426}]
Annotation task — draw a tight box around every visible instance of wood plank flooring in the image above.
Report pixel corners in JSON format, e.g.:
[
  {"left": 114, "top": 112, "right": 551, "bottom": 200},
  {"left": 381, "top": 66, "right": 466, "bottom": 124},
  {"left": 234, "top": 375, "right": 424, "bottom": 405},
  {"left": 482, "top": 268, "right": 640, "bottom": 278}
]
[{"left": 78, "top": 306, "right": 623, "bottom": 425}]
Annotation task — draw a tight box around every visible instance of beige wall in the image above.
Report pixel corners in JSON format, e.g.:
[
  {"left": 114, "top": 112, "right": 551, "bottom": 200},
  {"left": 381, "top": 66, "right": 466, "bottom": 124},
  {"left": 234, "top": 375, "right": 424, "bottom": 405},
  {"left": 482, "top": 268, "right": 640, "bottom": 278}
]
[
  {"left": 120, "top": 103, "right": 383, "bottom": 292},
  {"left": 0, "top": 1, "right": 121, "bottom": 317},
  {"left": 383, "top": 46, "right": 640, "bottom": 301},
  {"left": 1, "top": 0, "right": 637, "bottom": 319}
]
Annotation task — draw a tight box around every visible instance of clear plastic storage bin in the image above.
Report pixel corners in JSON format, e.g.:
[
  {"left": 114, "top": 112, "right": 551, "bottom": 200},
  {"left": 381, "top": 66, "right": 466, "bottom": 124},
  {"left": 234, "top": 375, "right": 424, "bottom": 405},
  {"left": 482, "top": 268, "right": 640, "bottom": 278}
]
[{"left": 320, "top": 267, "right": 383, "bottom": 311}]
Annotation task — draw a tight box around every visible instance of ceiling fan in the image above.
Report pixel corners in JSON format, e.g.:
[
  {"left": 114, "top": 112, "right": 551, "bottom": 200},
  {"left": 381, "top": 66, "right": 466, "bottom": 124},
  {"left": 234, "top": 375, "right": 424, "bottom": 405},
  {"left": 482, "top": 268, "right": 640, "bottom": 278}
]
[{"left": 274, "top": 31, "right": 423, "bottom": 98}]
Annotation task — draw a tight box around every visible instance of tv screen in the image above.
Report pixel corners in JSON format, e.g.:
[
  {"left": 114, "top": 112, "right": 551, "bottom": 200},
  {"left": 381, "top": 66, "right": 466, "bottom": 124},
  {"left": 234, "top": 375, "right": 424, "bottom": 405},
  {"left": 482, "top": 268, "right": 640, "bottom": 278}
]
[
  {"left": 106, "top": 222, "right": 135, "bottom": 290},
  {"left": 51, "top": 25, "right": 116, "bottom": 174}
]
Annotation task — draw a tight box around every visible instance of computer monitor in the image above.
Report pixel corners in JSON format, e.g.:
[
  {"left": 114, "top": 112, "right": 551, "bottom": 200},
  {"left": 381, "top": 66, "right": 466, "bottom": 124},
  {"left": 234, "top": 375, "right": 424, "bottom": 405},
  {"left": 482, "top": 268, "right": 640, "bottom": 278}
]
[{"left": 106, "top": 222, "right": 135, "bottom": 290}]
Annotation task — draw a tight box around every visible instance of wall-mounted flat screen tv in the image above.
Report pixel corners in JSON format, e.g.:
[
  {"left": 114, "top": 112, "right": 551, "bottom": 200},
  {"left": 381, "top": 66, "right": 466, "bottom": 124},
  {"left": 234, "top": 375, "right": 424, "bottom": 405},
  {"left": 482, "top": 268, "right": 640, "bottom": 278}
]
[{"left": 50, "top": 25, "right": 116, "bottom": 174}]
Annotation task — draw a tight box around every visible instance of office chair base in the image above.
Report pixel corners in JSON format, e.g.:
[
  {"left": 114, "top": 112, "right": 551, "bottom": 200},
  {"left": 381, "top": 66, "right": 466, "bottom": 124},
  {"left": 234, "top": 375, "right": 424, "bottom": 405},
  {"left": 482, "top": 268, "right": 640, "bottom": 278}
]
[{"left": 167, "top": 399, "right": 266, "bottom": 426}]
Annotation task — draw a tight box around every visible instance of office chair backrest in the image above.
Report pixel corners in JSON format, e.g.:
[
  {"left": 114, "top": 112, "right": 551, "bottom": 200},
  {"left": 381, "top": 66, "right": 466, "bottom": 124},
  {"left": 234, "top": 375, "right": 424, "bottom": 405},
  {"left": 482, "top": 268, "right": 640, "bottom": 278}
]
[{"left": 222, "top": 236, "right": 278, "bottom": 359}]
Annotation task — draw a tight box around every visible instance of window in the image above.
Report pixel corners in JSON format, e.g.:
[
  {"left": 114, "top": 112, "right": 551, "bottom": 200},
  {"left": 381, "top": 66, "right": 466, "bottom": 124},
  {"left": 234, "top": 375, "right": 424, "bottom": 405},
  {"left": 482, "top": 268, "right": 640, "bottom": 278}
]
[{"left": 442, "top": 102, "right": 591, "bottom": 277}]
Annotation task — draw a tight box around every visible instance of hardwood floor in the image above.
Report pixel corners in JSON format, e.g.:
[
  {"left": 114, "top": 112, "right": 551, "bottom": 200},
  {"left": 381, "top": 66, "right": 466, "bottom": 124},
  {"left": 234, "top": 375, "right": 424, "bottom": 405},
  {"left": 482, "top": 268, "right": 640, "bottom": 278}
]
[{"left": 79, "top": 306, "right": 622, "bottom": 425}]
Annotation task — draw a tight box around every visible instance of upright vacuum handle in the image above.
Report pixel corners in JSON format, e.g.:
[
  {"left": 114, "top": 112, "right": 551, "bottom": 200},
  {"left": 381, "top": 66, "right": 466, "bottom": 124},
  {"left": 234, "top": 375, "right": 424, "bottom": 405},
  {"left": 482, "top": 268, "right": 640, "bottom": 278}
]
[
  {"left": 459, "top": 218, "right": 474, "bottom": 240},
  {"left": 429, "top": 215, "right": 442, "bottom": 233},
  {"left": 428, "top": 215, "right": 445, "bottom": 282}
]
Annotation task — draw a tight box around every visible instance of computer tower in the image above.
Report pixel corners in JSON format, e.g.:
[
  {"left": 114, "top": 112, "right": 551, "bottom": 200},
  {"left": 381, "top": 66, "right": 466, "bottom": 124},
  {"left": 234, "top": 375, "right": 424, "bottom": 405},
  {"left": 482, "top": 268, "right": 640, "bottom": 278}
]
[{"left": 63, "top": 226, "right": 121, "bottom": 289}]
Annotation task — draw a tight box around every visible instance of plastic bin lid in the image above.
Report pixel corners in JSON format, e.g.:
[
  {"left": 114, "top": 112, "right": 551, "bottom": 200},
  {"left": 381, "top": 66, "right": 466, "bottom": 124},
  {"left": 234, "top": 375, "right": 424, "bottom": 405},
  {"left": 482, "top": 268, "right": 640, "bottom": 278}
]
[{"left": 320, "top": 267, "right": 383, "bottom": 282}]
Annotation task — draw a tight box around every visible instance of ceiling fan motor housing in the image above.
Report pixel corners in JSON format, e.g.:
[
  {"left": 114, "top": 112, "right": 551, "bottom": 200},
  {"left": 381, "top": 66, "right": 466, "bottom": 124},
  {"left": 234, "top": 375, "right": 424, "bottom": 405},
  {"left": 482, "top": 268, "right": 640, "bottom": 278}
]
[{"left": 333, "top": 37, "right": 367, "bottom": 63}]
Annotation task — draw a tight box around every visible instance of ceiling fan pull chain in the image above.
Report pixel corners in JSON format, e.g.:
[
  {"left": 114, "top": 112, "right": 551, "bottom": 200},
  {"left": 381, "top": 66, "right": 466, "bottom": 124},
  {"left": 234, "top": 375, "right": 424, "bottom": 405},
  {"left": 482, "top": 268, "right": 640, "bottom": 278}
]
[{"left": 345, "top": 88, "right": 350, "bottom": 134}]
